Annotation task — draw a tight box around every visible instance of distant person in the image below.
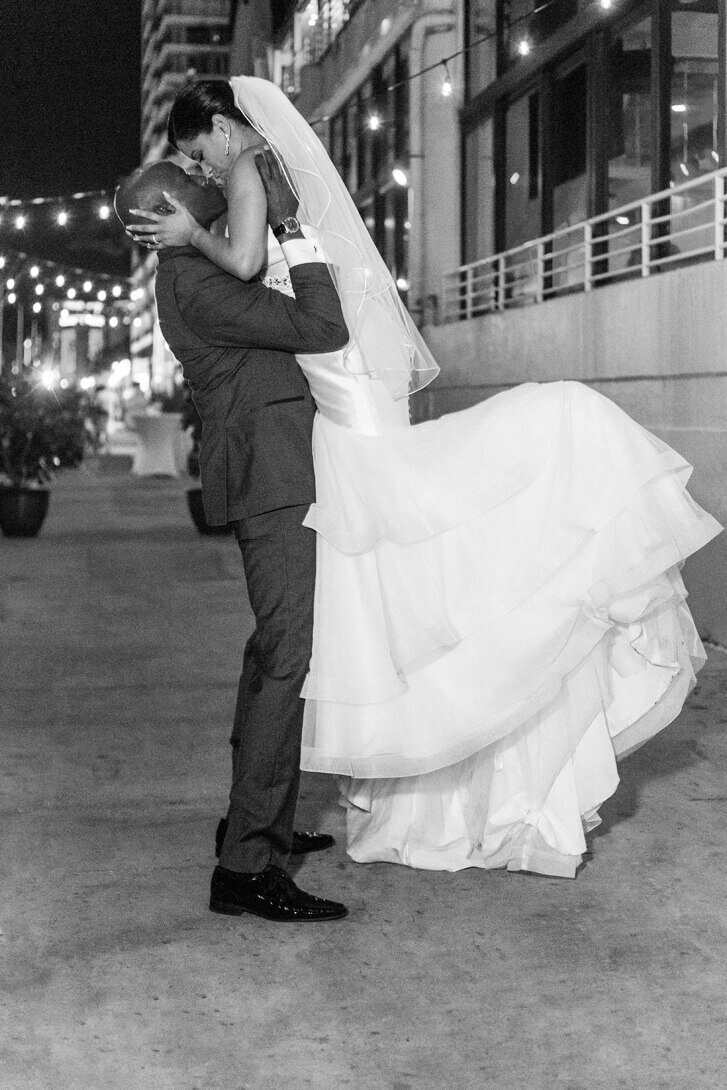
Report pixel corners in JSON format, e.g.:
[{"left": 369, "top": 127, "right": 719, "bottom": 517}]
[
  {"left": 124, "top": 78, "right": 721, "bottom": 882},
  {"left": 122, "top": 381, "right": 147, "bottom": 422}
]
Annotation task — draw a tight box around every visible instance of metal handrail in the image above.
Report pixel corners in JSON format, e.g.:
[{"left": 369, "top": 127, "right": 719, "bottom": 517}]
[{"left": 442, "top": 167, "right": 727, "bottom": 323}]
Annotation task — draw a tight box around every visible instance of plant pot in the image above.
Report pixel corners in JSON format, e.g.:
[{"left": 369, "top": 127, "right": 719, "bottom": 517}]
[
  {"left": 0, "top": 487, "right": 51, "bottom": 538},
  {"left": 185, "top": 487, "right": 232, "bottom": 535}
]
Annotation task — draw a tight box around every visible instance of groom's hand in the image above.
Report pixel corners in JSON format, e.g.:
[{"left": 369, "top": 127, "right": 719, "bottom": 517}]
[{"left": 254, "top": 147, "right": 299, "bottom": 228}]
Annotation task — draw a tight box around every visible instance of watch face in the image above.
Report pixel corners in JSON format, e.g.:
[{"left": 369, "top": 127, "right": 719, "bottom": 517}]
[{"left": 283, "top": 217, "right": 299, "bottom": 231}]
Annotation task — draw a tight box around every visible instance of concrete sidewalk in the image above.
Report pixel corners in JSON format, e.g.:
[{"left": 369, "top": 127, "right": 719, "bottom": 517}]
[{"left": 1, "top": 464, "right": 726, "bottom": 1090}]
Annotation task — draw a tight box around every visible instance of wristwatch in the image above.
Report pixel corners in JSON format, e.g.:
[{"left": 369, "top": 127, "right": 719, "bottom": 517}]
[{"left": 273, "top": 216, "right": 301, "bottom": 239}]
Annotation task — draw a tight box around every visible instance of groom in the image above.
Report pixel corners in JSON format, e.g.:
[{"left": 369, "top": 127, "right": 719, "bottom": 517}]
[{"left": 114, "top": 152, "right": 349, "bottom": 922}]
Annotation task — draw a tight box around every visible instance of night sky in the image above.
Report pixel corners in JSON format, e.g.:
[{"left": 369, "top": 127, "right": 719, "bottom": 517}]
[{"left": 0, "top": 0, "right": 141, "bottom": 275}]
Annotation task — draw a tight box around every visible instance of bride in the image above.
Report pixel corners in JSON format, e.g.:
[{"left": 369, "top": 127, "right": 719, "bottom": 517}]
[{"left": 130, "top": 76, "right": 721, "bottom": 878}]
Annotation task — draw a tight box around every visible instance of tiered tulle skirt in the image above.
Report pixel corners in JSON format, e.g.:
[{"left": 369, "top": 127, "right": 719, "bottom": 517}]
[{"left": 299, "top": 381, "right": 721, "bottom": 875}]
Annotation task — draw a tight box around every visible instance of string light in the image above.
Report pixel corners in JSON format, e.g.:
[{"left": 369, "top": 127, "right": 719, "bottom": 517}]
[
  {"left": 35, "top": 284, "right": 44, "bottom": 295},
  {"left": 6, "top": 278, "right": 15, "bottom": 290},
  {"left": 32, "top": 301, "right": 42, "bottom": 314},
  {"left": 7, "top": 292, "right": 16, "bottom": 304},
  {"left": 67, "top": 288, "right": 77, "bottom": 299},
  {"left": 55, "top": 274, "right": 65, "bottom": 287},
  {"left": 83, "top": 280, "right": 92, "bottom": 292},
  {"left": 440, "top": 62, "right": 453, "bottom": 98},
  {"left": 15, "top": 215, "right": 26, "bottom": 229},
  {"left": 385, "top": 0, "right": 616, "bottom": 94},
  {"left": 392, "top": 166, "right": 409, "bottom": 186},
  {"left": 29, "top": 265, "right": 39, "bottom": 278}
]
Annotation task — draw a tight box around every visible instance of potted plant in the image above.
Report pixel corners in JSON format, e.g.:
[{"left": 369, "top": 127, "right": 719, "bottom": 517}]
[
  {"left": 180, "top": 389, "right": 231, "bottom": 535},
  {"left": 0, "top": 375, "right": 89, "bottom": 537}
]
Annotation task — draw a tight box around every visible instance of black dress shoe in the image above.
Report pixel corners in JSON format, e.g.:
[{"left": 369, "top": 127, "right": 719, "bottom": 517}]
[
  {"left": 209, "top": 864, "right": 348, "bottom": 922},
  {"left": 215, "top": 818, "right": 334, "bottom": 859}
]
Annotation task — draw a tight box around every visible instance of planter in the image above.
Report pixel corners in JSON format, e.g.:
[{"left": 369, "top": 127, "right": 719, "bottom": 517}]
[
  {"left": 185, "top": 487, "right": 232, "bottom": 535},
  {"left": 0, "top": 487, "right": 51, "bottom": 538}
]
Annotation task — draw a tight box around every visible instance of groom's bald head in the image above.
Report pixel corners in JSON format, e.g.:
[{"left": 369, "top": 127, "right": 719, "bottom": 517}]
[{"left": 114, "top": 161, "right": 226, "bottom": 230}]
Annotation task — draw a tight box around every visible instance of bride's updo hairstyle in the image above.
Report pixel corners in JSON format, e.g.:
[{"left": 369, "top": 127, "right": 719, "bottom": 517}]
[{"left": 167, "top": 80, "right": 251, "bottom": 147}]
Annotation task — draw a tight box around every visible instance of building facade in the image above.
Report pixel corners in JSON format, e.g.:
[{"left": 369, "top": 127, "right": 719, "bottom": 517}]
[{"left": 420, "top": 0, "right": 727, "bottom": 640}]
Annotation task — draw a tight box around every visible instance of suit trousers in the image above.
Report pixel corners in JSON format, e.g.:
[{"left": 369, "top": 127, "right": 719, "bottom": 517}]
[{"left": 219, "top": 504, "right": 316, "bottom": 873}]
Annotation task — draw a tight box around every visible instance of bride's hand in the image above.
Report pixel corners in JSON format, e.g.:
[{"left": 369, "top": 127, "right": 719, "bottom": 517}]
[{"left": 126, "top": 192, "right": 197, "bottom": 250}]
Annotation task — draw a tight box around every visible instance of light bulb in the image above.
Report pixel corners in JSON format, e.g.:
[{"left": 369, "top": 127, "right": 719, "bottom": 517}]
[
  {"left": 32, "top": 301, "right": 42, "bottom": 314},
  {"left": 35, "top": 284, "right": 44, "bottom": 295},
  {"left": 368, "top": 113, "right": 381, "bottom": 131},
  {"left": 97, "top": 290, "right": 107, "bottom": 301},
  {"left": 98, "top": 204, "right": 111, "bottom": 220},
  {"left": 392, "top": 167, "right": 409, "bottom": 187},
  {"left": 83, "top": 280, "right": 92, "bottom": 292},
  {"left": 57, "top": 210, "right": 69, "bottom": 225},
  {"left": 7, "top": 292, "right": 16, "bottom": 304},
  {"left": 55, "top": 275, "right": 65, "bottom": 287},
  {"left": 112, "top": 284, "right": 122, "bottom": 297},
  {"left": 67, "top": 288, "right": 77, "bottom": 299},
  {"left": 517, "top": 39, "right": 531, "bottom": 56},
  {"left": 15, "top": 215, "right": 26, "bottom": 229},
  {"left": 30, "top": 265, "right": 39, "bottom": 277}
]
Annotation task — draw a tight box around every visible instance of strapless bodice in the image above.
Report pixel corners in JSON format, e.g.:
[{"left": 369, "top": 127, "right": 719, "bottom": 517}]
[{"left": 262, "top": 232, "right": 409, "bottom": 435}]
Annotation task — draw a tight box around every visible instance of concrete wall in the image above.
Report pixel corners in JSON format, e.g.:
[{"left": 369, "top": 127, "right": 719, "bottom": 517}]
[{"left": 419, "top": 260, "right": 727, "bottom": 643}]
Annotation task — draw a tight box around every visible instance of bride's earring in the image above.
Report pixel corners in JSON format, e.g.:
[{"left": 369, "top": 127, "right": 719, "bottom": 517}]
[{"left": 224, "top": 130, "right": 230, "bottom": 157}]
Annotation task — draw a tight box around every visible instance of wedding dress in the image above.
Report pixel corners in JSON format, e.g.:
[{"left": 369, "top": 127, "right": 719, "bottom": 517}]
[
  {"left": 237, "top": 77, "right": 721, "bottom": 877},
  {"left": 259, "top": 232, "right": 720, "bottom": 877}
]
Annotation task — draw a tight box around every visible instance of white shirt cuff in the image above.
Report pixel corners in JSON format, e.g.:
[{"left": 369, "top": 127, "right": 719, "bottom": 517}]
[{"left": 280, "top": 230, "right": 326, "bottom": 268}]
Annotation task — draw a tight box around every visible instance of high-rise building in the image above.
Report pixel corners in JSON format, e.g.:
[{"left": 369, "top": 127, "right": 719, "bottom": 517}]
[
  {"left": 141, "top": 0, "right": 233, "bottom": 165},
  {"left": 132, "top": 0, "right": 233, "bottom": 387}
]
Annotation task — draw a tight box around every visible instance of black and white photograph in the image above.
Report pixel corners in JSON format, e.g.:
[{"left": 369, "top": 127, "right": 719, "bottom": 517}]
[{"left": 2, "top": 1, "right": 727, "bottom": 1087}]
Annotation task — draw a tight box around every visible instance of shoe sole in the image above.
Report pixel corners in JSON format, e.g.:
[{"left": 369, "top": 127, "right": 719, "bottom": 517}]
[{"left": 209, "top": 899, "right": 348, "bottom": 921}]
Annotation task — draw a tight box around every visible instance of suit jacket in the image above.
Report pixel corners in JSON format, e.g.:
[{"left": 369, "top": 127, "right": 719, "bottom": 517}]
[{"left": 155, "top": 247, "right": 348, "bottom": 525}]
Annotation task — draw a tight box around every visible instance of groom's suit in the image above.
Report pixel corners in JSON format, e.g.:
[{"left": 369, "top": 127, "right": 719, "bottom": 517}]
[{"left": 154, "top": 240, "right": 348, "bottom": 872}]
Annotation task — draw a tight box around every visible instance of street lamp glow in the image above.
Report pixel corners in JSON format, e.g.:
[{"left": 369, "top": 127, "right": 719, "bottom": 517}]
[{"left": 40, "top": 368, "right": 59, "bottom": 389}]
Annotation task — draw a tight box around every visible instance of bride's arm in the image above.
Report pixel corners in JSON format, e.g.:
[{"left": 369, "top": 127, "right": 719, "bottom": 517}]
[{"left": 128, "top": 150, "right": 269, "bottom": 281}]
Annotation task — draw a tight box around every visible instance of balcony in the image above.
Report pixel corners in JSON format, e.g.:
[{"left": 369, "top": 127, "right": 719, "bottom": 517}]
[{"left": 442, "top": 168, "right": 727, "bottom": 323}]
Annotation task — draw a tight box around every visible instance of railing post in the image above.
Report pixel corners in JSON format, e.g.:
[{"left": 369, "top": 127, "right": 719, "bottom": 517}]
[
  {"left": 715, "top": 173, "right": 726, "bottom": 261},
  {"left": 584, "top": 222, "right": 593, "bottom": 292},
  {"left": 640, "top": 201, "right": 651, "bottom": 276},
  {"left": 535, "top": 242, "right": 545, "bottom": 303},
  {"left": 497, "top": 254, "right": 506, "bottom": 311}
]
